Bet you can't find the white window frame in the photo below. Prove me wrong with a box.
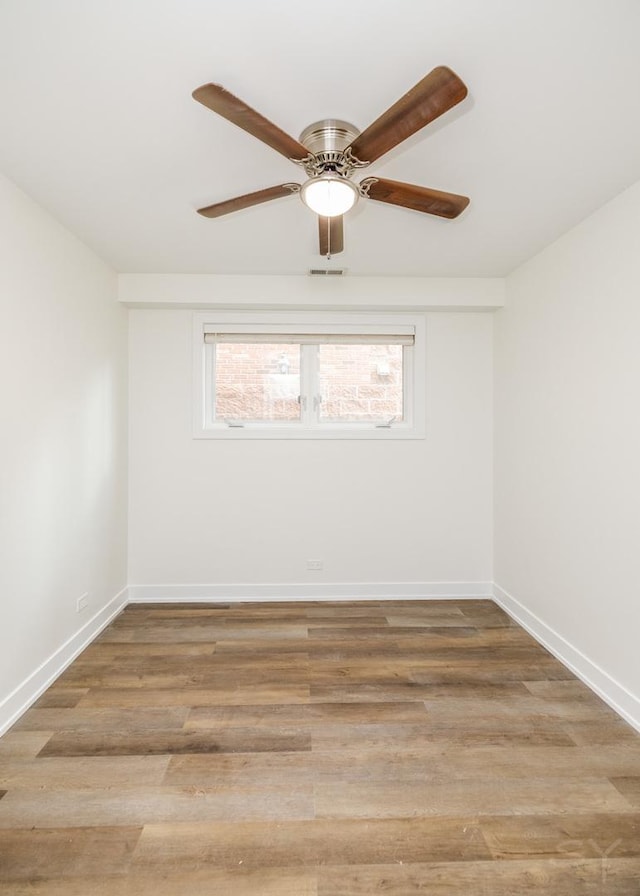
[192,311,426,440]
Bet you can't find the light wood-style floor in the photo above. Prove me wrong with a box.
[1,599,640,894]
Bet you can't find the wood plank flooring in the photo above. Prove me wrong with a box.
[2,599,640,894]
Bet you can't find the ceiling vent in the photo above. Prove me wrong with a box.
[309,268,345,276]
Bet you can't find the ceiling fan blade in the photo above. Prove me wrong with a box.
[363,177,469,219]
[347,66,467,164]
[318,215,344,256]
[197,183,300,218]
[193,83,309,161]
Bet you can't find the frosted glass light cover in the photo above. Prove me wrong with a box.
[300,176,358,217]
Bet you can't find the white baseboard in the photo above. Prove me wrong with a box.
[0,587,129,737]
[127,581,494,603]
[493,582,640,734]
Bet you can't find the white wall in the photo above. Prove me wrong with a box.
[118,273,505,310]
[0,173,128,729]
[128,307,493,595]
[494,178,640,725]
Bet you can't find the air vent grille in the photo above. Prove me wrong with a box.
[309,268,345,276]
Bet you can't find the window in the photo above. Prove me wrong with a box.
[193,312,425,439]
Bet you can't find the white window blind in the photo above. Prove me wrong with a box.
[204,332,414,345]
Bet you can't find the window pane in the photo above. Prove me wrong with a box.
[214,343,301,422]
[318,344,404,422]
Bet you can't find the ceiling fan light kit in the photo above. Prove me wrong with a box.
[192,66,469,256]
[300,174,359,217]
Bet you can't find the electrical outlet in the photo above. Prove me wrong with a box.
[306,559,323,571]
[76,592,88,613]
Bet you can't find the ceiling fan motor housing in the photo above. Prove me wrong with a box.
[298,119,366,177]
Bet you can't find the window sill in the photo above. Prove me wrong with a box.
[193,424,424,440]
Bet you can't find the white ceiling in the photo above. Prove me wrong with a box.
[1,0,639,277]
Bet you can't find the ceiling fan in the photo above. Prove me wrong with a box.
[193,66,469,257]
